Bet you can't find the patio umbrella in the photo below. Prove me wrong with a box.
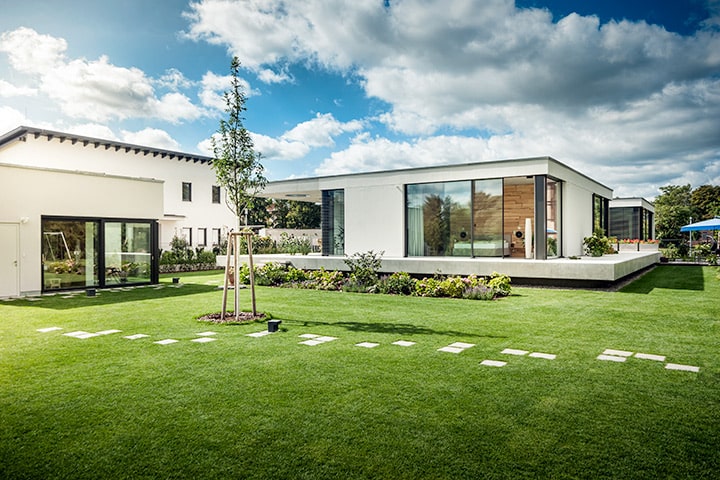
[680,217,720,232]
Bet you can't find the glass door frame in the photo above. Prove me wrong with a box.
[41,215,159,292]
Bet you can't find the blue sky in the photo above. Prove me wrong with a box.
[1,0,718,199]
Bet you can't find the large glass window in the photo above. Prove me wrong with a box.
[104,222,152,286]
[546,179,561,258]
[472,179,504,257]
[42,219,99,290]
[406,181,472,256]
[42,217,156,291]
[322,189,345,255]
[593,194,609,235]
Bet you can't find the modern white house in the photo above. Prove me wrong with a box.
[0,126,235,297]
[254,157,659,286]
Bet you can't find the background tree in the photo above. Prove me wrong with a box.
[654,184,694,241]
[211,56,267,229]
[691,185,720,220]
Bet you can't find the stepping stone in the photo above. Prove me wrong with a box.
[501,348,528,356]
[356,342,380,348]
[635,353,665,362]
[597,354,626,362]
[300,339,324,346]
[61,295,75,299]
[63,331,99,339]
[665,363,700,373]
[26,297,42,302]
[196,331,217,337]
[439,342,474,354]
[438,346,466,354]
[603,349,633,357]
[124,334,149,340]
[96,329,122,335]
[37,327,63,333]
[247,331,273,338]
[191,337,216,343]
[529,352,556,360]
[299,334,320,339]
[392,340,416,347]
[480,360,507,367]
[154,339,178,345]
[315,336,338,343]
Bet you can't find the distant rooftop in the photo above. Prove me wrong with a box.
[0,126,213,164]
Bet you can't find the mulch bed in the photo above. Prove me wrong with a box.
[197,312,267,324]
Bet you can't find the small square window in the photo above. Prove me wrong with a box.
[182,182,192,202]
[212,185,221,204]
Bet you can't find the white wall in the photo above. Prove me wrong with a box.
[344,183,405,256]
[0,163,163,295]
[0,134,235,250]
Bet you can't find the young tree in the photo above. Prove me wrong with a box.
[212,56,267,229]
[212,57,267,318]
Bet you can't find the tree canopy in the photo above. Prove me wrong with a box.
[655,184,720,240]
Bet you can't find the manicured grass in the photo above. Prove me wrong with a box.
[1,266,719,479]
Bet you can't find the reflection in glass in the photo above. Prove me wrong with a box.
[472,179,504,257]
[104,222,152,285]
[546,179,561,258]
[42,219,99,290]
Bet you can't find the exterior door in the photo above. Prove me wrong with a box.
[0,223,20,297]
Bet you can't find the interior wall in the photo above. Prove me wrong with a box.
[503,183,535,258]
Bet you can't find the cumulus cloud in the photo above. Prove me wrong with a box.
[186,0,720,197]
[0,79,36,97]
[0,27,208,123]
[121,128,181,151]
[249,112,362,160]
[0,106,27,134]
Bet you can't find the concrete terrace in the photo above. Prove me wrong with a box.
[220,251,661,288]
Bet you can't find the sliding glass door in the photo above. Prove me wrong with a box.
[42,216,157,292]
[104,221,153,285]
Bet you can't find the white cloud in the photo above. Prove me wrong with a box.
[282,113,363,148]
[0,106,27,134]
[199,70,257,111]
[252,132,310,161]
[0,79,36,97]
[121,128,181,151]
[0,28,208,123]
[0,27,66,74]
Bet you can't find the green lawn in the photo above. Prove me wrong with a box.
[1,266,719,479]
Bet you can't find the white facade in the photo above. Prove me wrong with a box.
[261,156,613,259]
[0,126,235,252]
[0,126,236,296]
[0,163,163,296]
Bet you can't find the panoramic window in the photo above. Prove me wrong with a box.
[406,181,472,256]
[593,194,609,235]
[182,182,192,202]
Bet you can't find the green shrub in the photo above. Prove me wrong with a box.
[344,250,384,288]
[277,233,312,255]
[439,276,466,298]
[306,268,346,290]
[414,277,444,297]
[583,228,614,257]
[377,272,416,295]
[462,284,496,301]
[487,272,512,297]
